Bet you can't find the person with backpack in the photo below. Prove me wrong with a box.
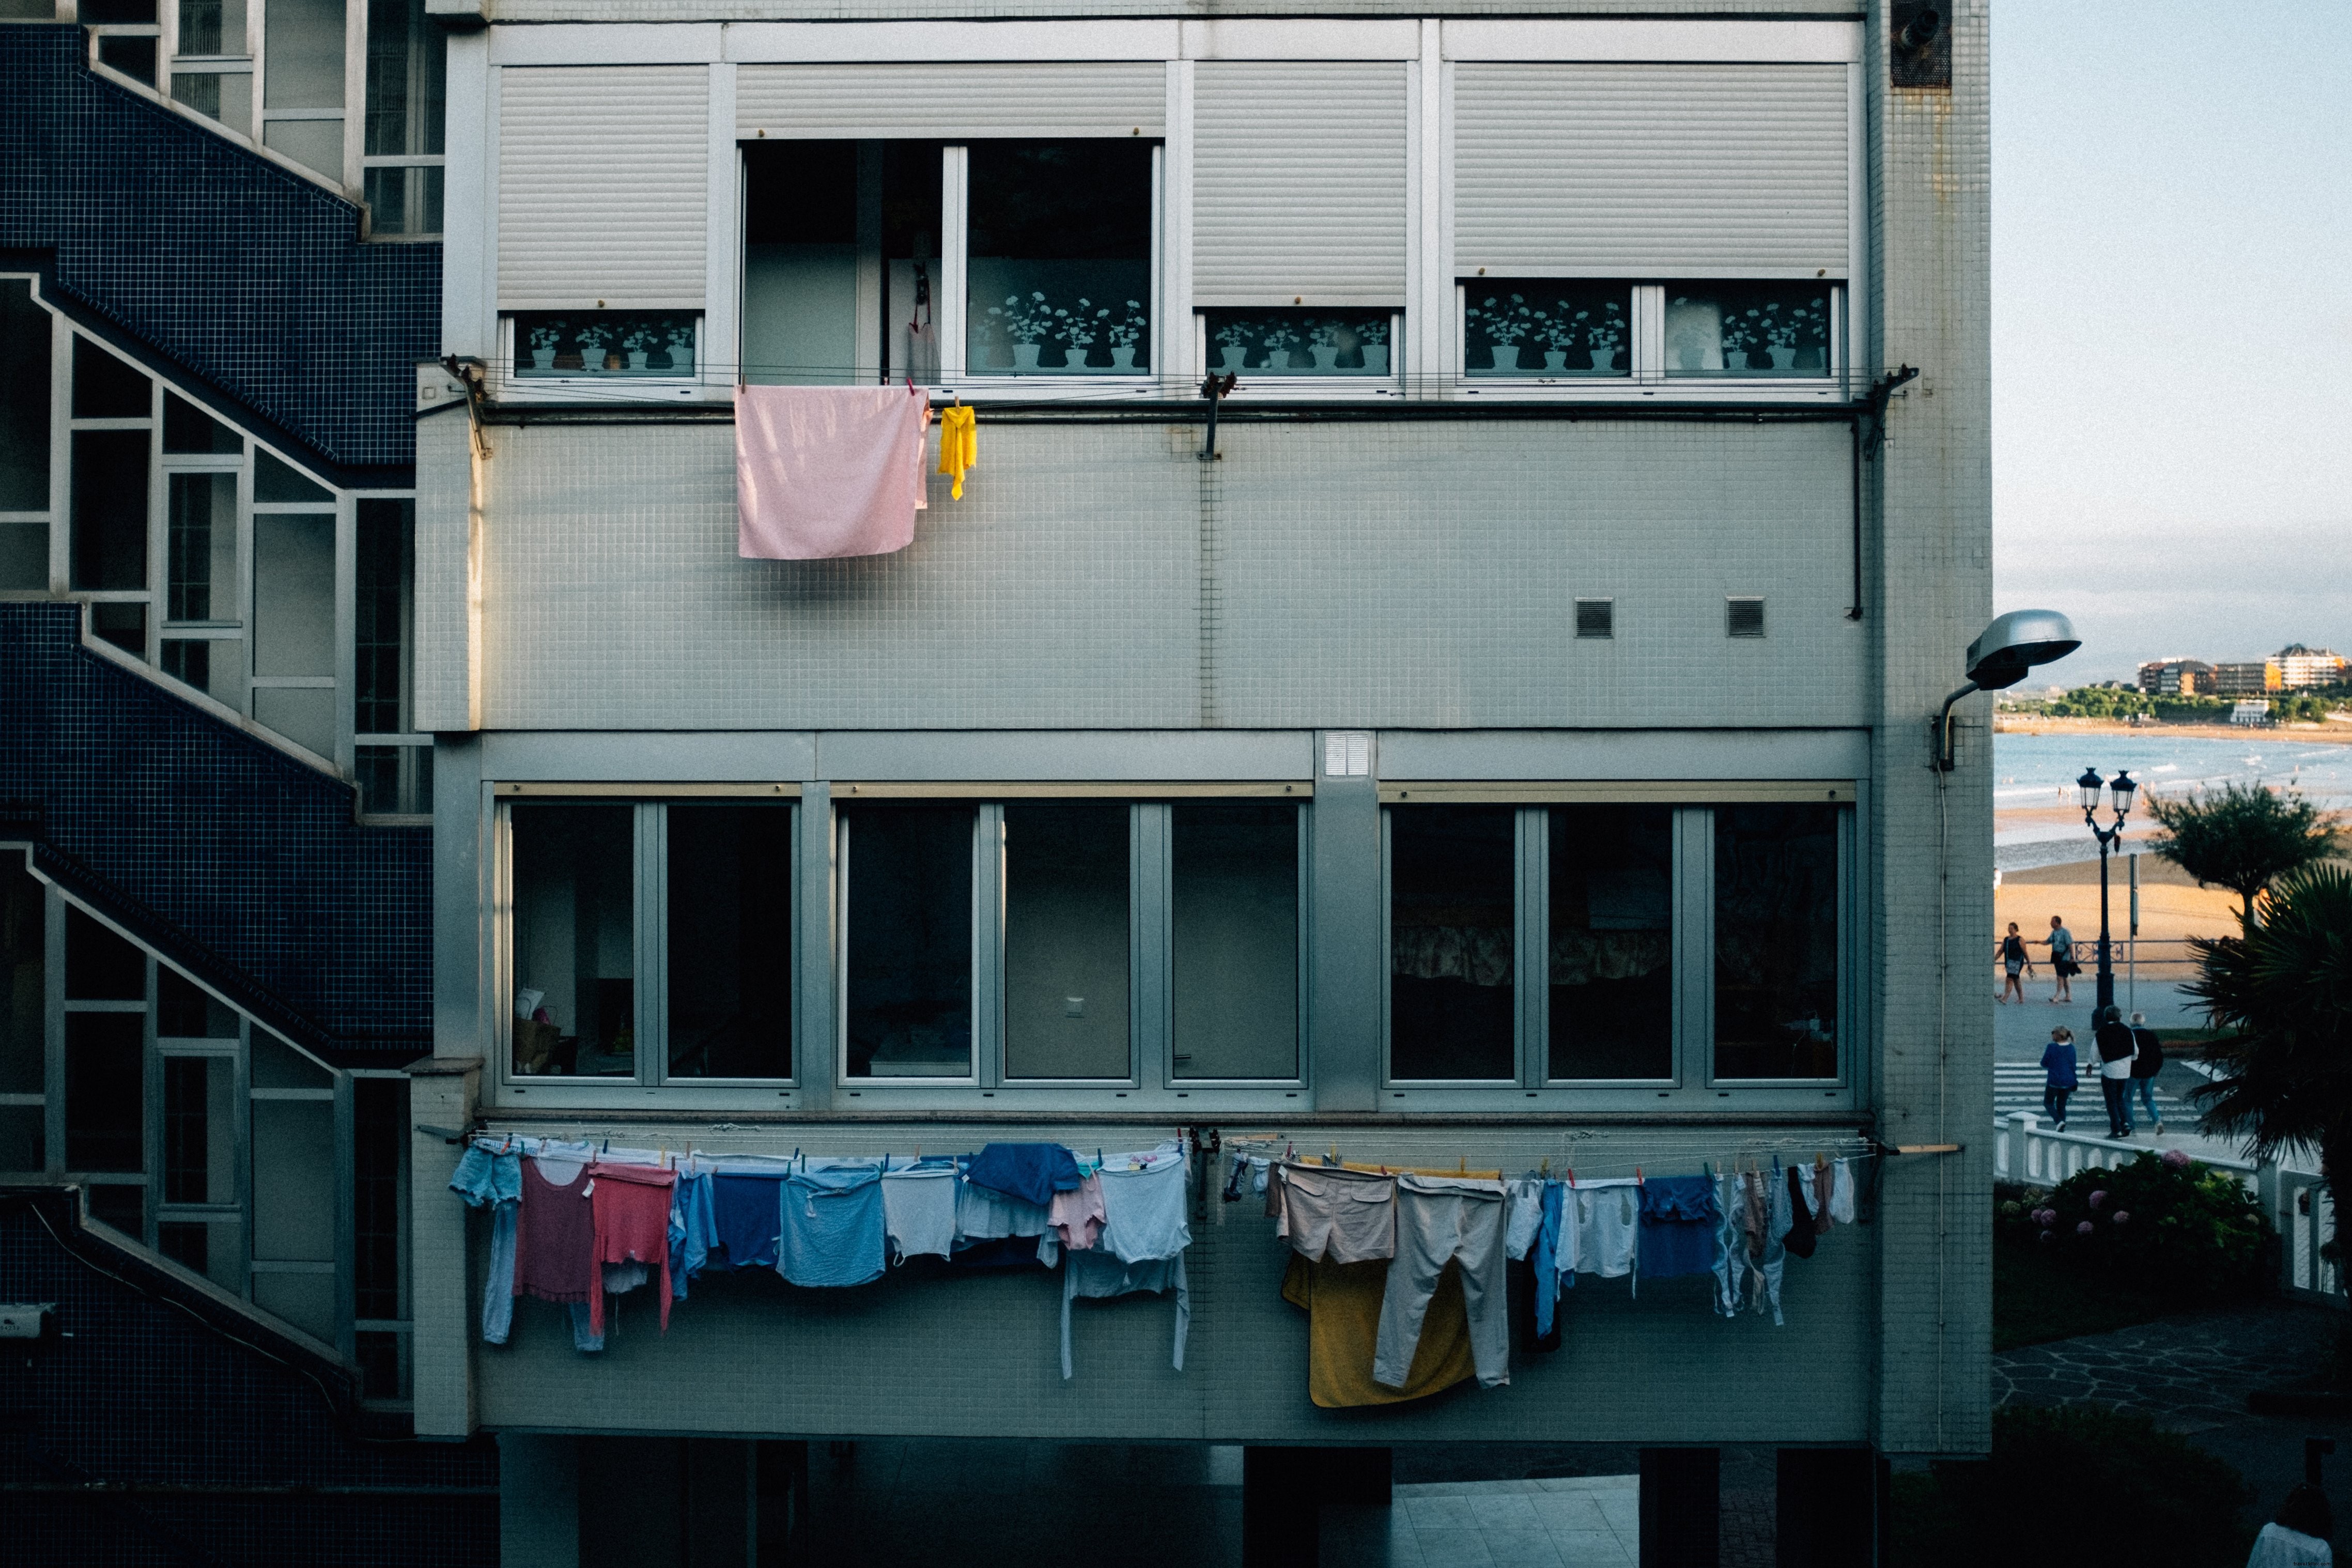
[2129,1010,2165,1136]
[2039,1026,2080,1130]
[2094,1005,2139,1139]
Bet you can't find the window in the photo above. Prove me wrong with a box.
[1713,804,1842,1081]
[1003,800,1129,1080]
[1383,799,1849,1095]
[0,863,44,1173]
[510,312,700,380]
[1463,283,1629,378]
[353,1076,408,1399]
[171,0,252,133]
[1665,283,1833,377]
[1387,805,1516,1081]
[665,805,793,1080]
[842,803,973,1080]
[740,138,1155,386]
[1548,805,1673,1080]
[509,800,798,1088]
[355,497,429,816]
[0,281,51,592]
[1201,309,1395,379]
[249,451,337,758]
[1171,801,1299,1081]
[261,0,346,179]
[361,0,444,238]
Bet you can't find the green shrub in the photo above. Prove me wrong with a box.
[1895,1406,2254,1568]
[1995,1151,2271,1301]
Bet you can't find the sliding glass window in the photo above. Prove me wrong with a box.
[1171,802,1300,1081]
[1387,805,1516,1082]
[841,804,974,1081]
[1713,803,1842,1082]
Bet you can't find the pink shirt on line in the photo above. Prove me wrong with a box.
[1048,1174,1106,1251]
[585,1162,677,1334]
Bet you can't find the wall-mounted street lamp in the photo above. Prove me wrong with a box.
[1933,609,2081,771]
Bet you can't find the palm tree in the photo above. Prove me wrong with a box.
[2189,865,2352,1187]
[2146,782,2341,926]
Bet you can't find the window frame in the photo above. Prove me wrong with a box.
[833,787,1312,1107]
[1452,282,1850,403]
[1375,784,1861,1111]
[493,314,707,403]
[491,790,807,1109]
[1192,311,1406,400]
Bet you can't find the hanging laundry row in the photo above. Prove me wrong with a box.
[450,1136,1185,1377]
[1232,1150,1865,1408]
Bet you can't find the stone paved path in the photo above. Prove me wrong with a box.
[1994,1301,2335,1432]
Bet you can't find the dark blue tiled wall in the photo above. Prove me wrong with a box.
[0,25,438,475]
[0,1194,498,1566]
[0,604,429,1059]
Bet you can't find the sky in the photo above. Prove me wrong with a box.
[1991,4,2352,686]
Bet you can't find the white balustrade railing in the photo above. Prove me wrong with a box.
[1994,1112,2344,1301]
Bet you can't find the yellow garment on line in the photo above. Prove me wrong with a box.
[936,403,976,499]
[1281,1253,1475,1408]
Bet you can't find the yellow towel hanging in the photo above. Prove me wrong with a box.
[937,403,977,500]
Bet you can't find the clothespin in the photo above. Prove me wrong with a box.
[1458,1155,1466,1175]
[601,1137,609,1155]
[1567,1167,1576,1188]
[1634,1165,1644,1184]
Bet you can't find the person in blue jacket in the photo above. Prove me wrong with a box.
[2040,1025,2080,1130]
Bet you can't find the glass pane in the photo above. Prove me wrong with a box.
[0,0,61,18]
[162,637,244,705]
[1462,281,1631,378]
[881,141,945,383]
[1547,805,1674,1080]
[1172,802,1298,1079]
[163,391,240,454]
[159,1217,243,1291]
[253,449,331,502]
[363,0,442,155]
[66,1012,144,1172]
[355,744,431,816]
[262,119,344,180]
[90,602,147,659]
[0,1106,43,1173]
[87,1182,146,1234]
[354,1077,405,1318]
[1,863,42,1093]
[355,1329,410,1401]
[363,164,442,237]
[252,1269,336,1341]
[172,70,252,131]
[73,336,151,418]
[512,312,700,379]
[355,497,412,733]
[1714,804,1841,1080]
[1664,283,1834,377]
[158,967,239,1038]
[251,1027,330,1088]
[1203,310,1394,378]
[0,280,51,511]
[97,34,159,85]
[66,905,144,1001]
[251,513,333,675]
[1389,805,1515,1081]
[252,688,334,756]
[163,1054,235,1203]
[1003,801,1129,1080]
[666,804,792,1080]
[511,803,636,1078]
[70,431,150,591]
[0,524,43,592]
[262,0,343,108]
[166,472,238,624]
[82,0,156,20]
[967,141,1152,376]
[252,1098,334,1259]
[741,141,859,386]
[843,805,971,1079]
[176,0,247,55]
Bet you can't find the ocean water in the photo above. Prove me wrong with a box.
[1993,730,2352,871]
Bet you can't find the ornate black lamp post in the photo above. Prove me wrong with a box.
[2075,766,2138,1012]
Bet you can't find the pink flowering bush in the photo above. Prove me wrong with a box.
[1997,1152,2270,1299]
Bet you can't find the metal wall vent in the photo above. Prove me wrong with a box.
[1574,598,1614,639]
[1726,597,1767,638]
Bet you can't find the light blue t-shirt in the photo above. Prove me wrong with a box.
[777,1165,887,1288]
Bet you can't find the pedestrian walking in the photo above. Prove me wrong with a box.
[2043,915,2079,1004]
[1997,922,2032,1005]
[2246,1483,2331,1566]
[2039,1026,2078,1130]
[2129,1010,2165,1136]
[2094,1004,2138,1139]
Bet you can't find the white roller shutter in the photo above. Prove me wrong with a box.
[1192,61,1409,307]
[736,63,1165,139]
[498,66,710,312]
[1453,63,1849,277]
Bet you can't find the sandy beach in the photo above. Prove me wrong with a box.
[1995,718,2352,743]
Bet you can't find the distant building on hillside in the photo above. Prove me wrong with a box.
[2276,645,2349,689]
[2232,701,2271,726]
[2210,660,2284,696]
[2138,658,2214,695]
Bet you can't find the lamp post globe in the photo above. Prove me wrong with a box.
[2076,767,2105,812]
